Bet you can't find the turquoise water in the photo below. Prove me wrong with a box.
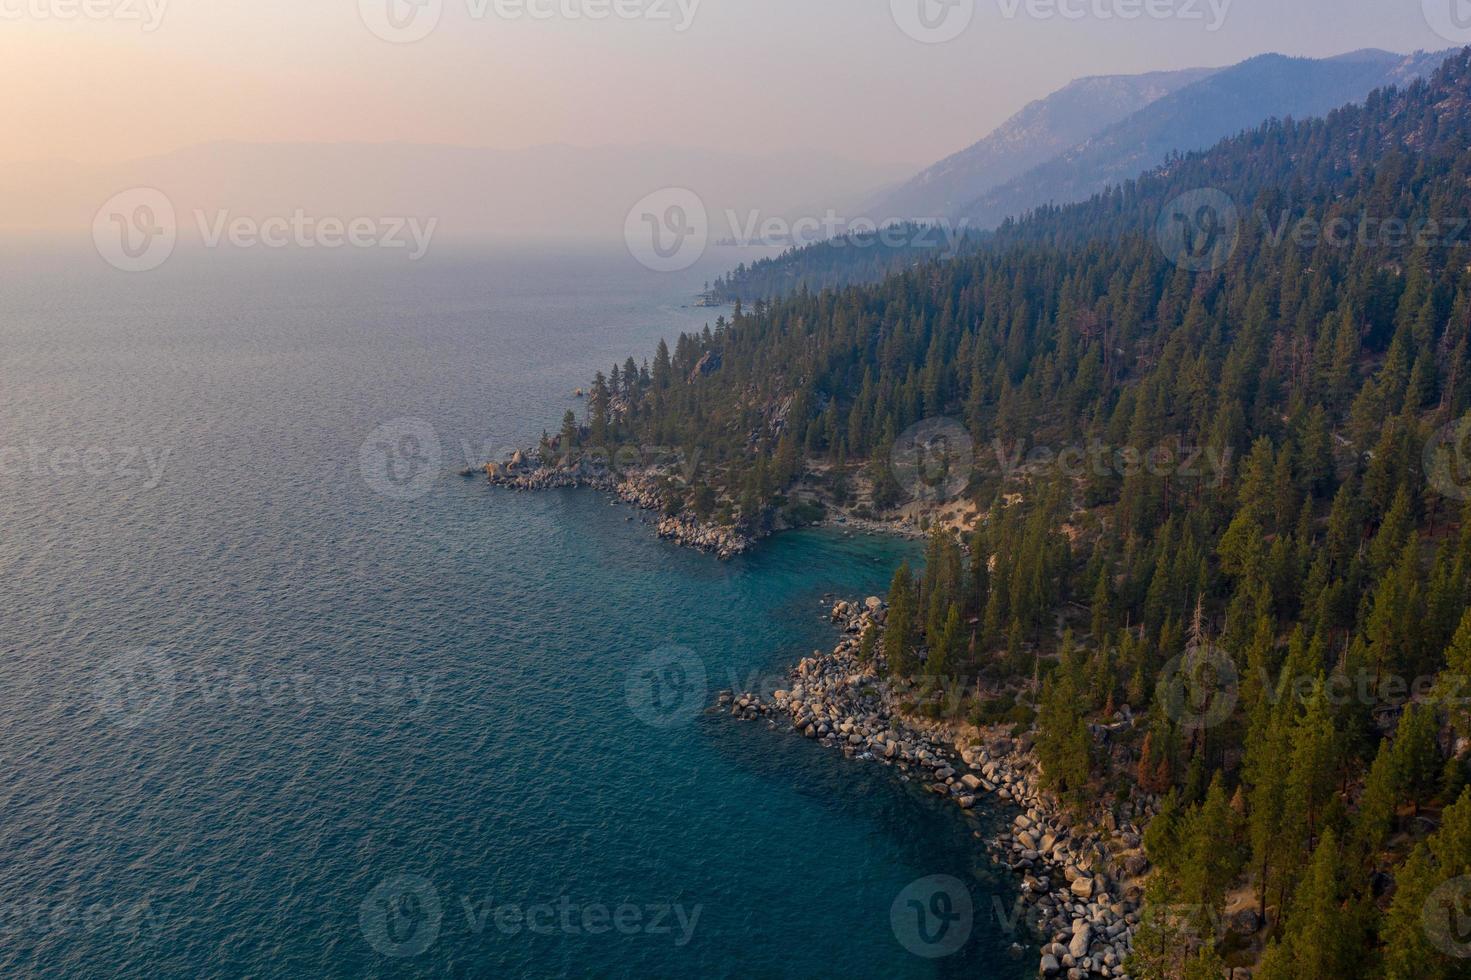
[0,244,1024,977]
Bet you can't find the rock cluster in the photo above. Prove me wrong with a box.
[716,691,772,720]
[726,598,1154,979]
[484,450,615,492]
[484,449,751,559]
[654,515,749,560]
[993,802,1148,978]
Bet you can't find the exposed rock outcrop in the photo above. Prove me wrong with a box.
[483,448,752,559]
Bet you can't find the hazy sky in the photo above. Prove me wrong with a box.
[1,0,1458,168]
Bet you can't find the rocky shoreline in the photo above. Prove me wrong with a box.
[721,598,1154,979]
[482,450,752,560]
[479,442,940,560]
[820,513,926,541]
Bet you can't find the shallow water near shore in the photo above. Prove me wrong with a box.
[0,244,1026,977]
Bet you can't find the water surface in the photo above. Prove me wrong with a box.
[0,244,1025,977]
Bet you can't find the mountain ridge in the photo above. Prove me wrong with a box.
[954,47,1454,228]
[871,66,1217,219]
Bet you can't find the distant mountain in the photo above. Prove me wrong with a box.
[708,47,1463,303]
[955,47,1453,229]
[872,67,1216,220]
[0,141,911,245]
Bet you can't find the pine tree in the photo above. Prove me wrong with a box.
[1175,774,1243,935]
[1381,843,1445,980]
[1275,829,1361,979]
[883,563,915,677]
[1245,686,1292,917]
[1037,671,1091,802]
[1392,703,1442,815]
[1126,879,1200,980]
[1381,790,1471,979]
[651,338,672,391]
[1437,608,1471,740]
[1353,737,1399,859]
[1091,564,1113,645]
[588,371,611,446]
[559,410,578,452]
[1285,681,1341,852]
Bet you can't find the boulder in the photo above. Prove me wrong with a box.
[1227,907,1261,935]
[1070,877,1095,900]
[688,349,721,381]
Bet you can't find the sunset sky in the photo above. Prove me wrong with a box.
[1,0,1456,167]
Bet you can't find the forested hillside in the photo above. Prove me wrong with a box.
[701,221,978,303]
[565,49,1471,976]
